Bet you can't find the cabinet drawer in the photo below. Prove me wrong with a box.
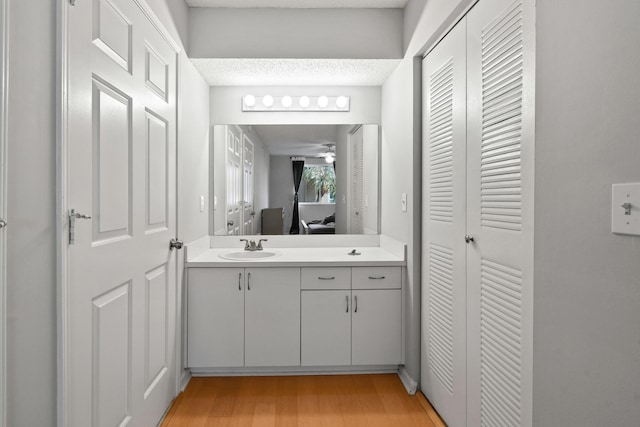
[352,267,401,289]
[301,267,351,290]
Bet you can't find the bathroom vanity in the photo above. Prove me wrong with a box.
[185,235,406,375]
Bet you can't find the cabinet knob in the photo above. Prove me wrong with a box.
[465,235,475,244]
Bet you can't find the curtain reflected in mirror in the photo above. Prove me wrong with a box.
[212,124,379,236]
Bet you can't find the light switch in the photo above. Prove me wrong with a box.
[200,196,205,212]
[401,193,408,212]
[612,183,640,236]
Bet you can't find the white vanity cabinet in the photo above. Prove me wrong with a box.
[244,267,301,366]
[187,268,244,368]
[301,268,352,366]
[351,267,402,365]
[187,267,301,368]
[300,266,402,367]
[351,289,402,365]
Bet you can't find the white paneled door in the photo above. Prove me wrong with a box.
[242,134,255,234]
[64,0,178,426]
[225,125,242,235]
[421,17,468,427]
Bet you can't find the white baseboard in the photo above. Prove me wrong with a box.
[398,366,418,395]
[190,365,399,377]
[179,370,191,392]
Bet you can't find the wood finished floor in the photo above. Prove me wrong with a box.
[160,374,445,427]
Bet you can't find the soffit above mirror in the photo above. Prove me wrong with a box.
[186,0,408,8]
[190,59,401,86]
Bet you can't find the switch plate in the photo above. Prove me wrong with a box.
[200,196,205,212]
[401,193,408,212]
[612,183,640,236]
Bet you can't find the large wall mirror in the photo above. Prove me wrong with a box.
[212,124,380,236]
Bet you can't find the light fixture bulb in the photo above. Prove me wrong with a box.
[281,96,293,108]
[262,95,274,107]
[325,154,335,163]
[336,96,348,109]
[299,96,310,108]
[244,94,256,107]
[318,96,329,108]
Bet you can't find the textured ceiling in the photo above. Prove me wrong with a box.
[252,125,339,156]
[191,58,400,86]
[185,0,408,8]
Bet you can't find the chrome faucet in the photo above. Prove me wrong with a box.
[240,239,250,250]
[240,238,268,251]
[257,239,268,250]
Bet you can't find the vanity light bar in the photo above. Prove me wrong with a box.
[242,95,350,112]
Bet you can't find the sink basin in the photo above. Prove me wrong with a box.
[218,250,281,261]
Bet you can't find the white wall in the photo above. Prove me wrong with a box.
[146,0,189,50]
[179,56,210,244]
[6,1,57,425]
[210,86,381,125]
[211,125,226,235]
[533,1,640,425]
[189,8,403,59]
[177,51,210,387]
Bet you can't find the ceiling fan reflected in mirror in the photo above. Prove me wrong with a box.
[322,144,335,163]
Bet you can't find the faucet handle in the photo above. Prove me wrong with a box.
[240,238,250,250]
[257,239,268,250]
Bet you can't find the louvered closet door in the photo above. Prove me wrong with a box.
[466,0,534,426]
[421,18,468,427]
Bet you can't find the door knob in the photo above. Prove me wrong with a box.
[0,219,6,229]
[169,238,184,250]
[465,235,475,244]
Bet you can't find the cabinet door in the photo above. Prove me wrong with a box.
[352,289,401,365]
[301,291,351,366]
[187,268,244,368]
[245,268,300,366]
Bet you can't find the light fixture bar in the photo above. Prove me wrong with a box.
[242,95,350,112]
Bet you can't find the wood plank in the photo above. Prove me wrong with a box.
[161,374,445,427]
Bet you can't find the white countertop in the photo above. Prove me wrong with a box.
[186,246,405,268]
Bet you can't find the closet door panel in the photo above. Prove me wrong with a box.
[421,18,468,427]
[466,0,535,426]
